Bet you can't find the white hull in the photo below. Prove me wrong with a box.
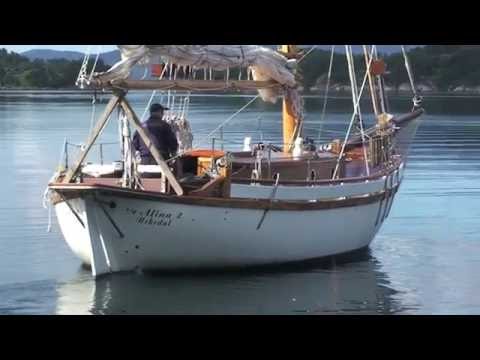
[54,166,403,277]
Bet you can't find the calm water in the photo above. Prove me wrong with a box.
[0,92,479,315]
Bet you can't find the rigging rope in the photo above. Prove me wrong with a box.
[298,45,318,63]
[88,45,103,81]
[190,45,316,149]
[75,46,91,88]
[332,45,376,179]
[401,45,423,109]
[317,45,335,141]
[401,45,418,97]
[202,96,260,143]
[88,90,97,135]
[363,45,379,116]
[86,46,102,134]
[373,46,388,114]
[140,62,169,121]
[346,45,370,176]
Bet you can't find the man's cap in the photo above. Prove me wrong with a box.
[150,103,169,113]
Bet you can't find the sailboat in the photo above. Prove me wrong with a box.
[46,45,424,277]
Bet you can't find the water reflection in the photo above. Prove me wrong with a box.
[56,250,410,315]
[1,94,479,314]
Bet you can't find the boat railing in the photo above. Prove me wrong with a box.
[59,138,119,170]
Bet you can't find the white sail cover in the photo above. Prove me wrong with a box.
[94,45,304,126]
[96,45,298,103]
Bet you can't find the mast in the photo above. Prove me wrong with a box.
[345,45,370,176]
[372,46,389,114]
[345,45,361,120]
[280,45,300,153]
[363,45,379,117]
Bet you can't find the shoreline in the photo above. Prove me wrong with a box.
[1,88,480,99]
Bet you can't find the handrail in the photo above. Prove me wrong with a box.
[62,141,120,169]
[232,157,401,187]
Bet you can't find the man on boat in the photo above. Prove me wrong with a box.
[132,103,179,165]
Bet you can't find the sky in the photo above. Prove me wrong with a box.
[0,45,117,53]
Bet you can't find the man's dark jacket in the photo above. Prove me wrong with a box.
[132,114,178,161]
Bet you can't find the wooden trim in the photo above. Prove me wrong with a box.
[49,181,396,212]
[392,108,424,126]
[50,190,82,206]
[90,79,282,92]
[188,176,226,197]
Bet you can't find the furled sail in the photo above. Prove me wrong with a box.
[95,45,298,104]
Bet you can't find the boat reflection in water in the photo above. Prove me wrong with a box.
[55,249,407,315]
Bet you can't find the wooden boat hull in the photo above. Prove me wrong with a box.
[53,167,402,277]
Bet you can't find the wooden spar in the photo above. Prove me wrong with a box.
[119,98,184,196]
[363,45,379,117]
[89,78,282,92]
[63,95,120,183]
[51,181,400,211]
[278,45,302,59]
[281,45,300,153]
[282,97,298,153]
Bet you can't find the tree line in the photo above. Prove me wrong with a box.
[1,46,479,92]
[299,45,480,93]
[0,49,109,89]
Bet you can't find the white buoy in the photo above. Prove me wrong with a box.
[293,137,303,158]
[243,137,252,152]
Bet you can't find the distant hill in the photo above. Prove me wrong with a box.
[97,50,121,65]
[21,49,158,80]
[22,49,85,61]
[22,49,121,65]
[0,48,110,88]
